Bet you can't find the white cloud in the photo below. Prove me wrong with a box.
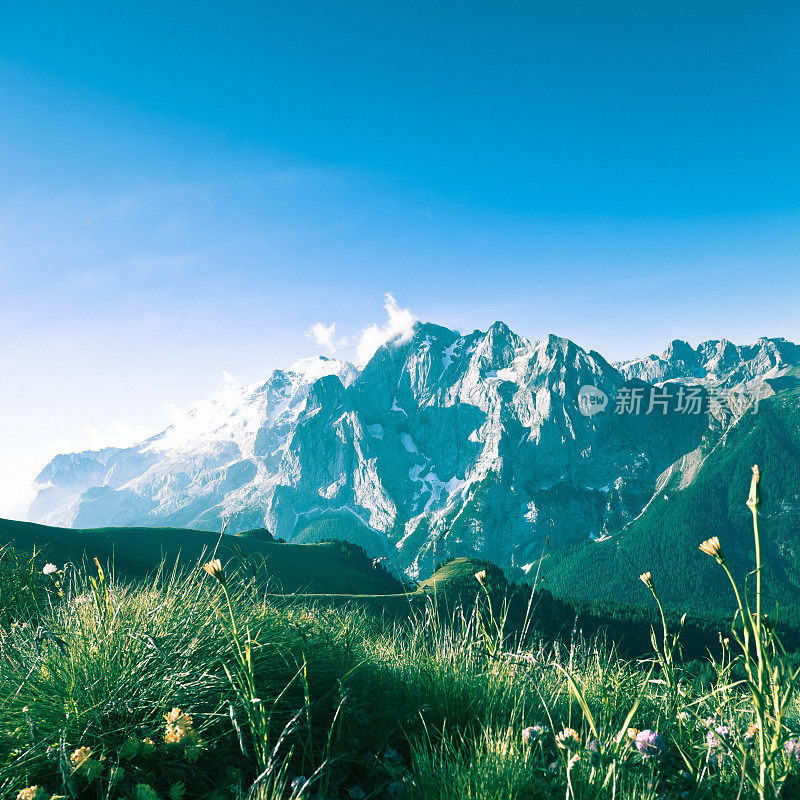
[356,293,418,364]
[49,419,159,456]
[307,321,338,353]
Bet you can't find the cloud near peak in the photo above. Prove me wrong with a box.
[306,321,343,354]
[306,293,418,365]
[355,293,417,364]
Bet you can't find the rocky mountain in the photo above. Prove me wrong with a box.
[27,324,800,582]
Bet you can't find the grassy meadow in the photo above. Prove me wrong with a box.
[2,467,800,799]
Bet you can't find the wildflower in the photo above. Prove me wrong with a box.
[555,728,580,749]
[743,723,760,749]
[69,748,103,781]
[17,787,47,800]
[202,558,225,585]
[70,747,92,768]
[698,536,725,564]
[522,724,547,744]
[627,727,639,741]
[706,725,730,749]
[42,564,58,575]
[164,708,196,745]
[785,739,800,762]
[134,784,160,800]
[474,569,487,584]
[522,726,535,744]
[639,571,654,590]
[635,729,666,758]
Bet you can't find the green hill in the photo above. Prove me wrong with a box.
[0,517,402,595]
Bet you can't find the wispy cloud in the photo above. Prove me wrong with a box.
[306,293,418,364]
[306,321,346,354]
[356,293,417,364]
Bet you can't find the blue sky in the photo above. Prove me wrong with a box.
[1,1,799,516]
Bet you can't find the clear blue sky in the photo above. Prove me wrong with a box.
[1,1,799,516]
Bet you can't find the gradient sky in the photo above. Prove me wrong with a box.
[1,1,799,517]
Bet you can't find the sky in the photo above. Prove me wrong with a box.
[1,1,799,518]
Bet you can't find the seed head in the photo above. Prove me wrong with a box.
[746,464,761,510]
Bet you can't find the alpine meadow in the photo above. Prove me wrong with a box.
[2,3,800,799]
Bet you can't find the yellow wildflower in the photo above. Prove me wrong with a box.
[69,747,102,780]
[165,708,196,745]
[202,558,225,585]
[474,570,487,584]
[639,572,654,590]
[17,787,48,800]
[698,536,725,564]
[555,727,580,749]
[70,747,92,767]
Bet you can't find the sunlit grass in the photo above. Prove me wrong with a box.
[2,467,800,799]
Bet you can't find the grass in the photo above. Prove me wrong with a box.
[3,469,800,799]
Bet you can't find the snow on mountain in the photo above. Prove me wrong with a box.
[617,337,800,388]
[26,326,800,577]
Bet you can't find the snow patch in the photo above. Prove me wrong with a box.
[367,424,384,439]
[390,398,408,418]
[442,340,459,370]
[400,433,419,454]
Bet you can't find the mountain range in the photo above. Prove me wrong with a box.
[26,322,800,604]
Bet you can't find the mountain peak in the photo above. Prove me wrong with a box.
[288,356,358,385]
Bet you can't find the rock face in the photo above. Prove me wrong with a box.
[27,325,800,578]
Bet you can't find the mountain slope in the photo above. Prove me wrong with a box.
[542,388,800,610]
[26,325,800,588]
